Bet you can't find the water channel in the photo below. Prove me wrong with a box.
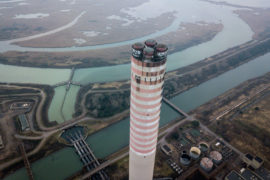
[1,0,268,179]
[5,51,270,180]
[0,0,253,123]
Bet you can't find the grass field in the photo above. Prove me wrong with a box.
[207,84,270,168]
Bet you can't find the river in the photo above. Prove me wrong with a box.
[0,0,253,123]
[49,5,254,123]
[0,0,266,179]
[5,51,270,180]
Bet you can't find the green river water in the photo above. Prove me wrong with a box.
[1,0,269,179]
[5,52,270,180]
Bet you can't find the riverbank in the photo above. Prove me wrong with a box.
[22,35,270,178]
[192,72,270,168]
[235,8,270,40]
[0,23,222,68]
[86,65,270,180]
[74,37,270,118]
[4,44,270,180]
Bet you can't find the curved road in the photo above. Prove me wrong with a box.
[8,11,86,44]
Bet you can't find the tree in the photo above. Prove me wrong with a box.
[191,120,200,128]
[254,107,260,111]
[170,132,179,140]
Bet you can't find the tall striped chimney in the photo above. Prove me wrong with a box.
[129,39,168,180]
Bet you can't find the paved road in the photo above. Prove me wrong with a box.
[7,12,86,44]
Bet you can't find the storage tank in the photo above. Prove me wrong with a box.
[144,39,157,48]
[180,153,191,166]
[200,157,213,172]
[198,142,209,153]
[209,151,222,164]
[189,147,201,159]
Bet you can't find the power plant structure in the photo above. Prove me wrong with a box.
[129,39,168,180]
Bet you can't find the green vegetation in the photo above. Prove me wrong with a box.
[154,150,176,178]
[0,88,39,94]
[73,84,93,117]
[106,156,129,180]
[85,91,130,118]
[254,106,260,111]
[191,120,200,128]
[227,40,270,67]
[170,132,179,140]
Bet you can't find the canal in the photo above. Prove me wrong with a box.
[5,51,270,180]
[1,0,267,178]
[0,0,253,123]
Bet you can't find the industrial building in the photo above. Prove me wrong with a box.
[0,135,4,149]
[225,170,245,180]
[129,39,168,180]
[242,153,264,170]
[225,169,266,180]
[241,169,263,180]
[18,114,30,131]
[10,102,32,111]
[161,144,172,156]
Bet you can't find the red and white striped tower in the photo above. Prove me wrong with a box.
[129,39,168,180]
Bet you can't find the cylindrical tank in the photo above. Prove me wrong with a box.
[198,142,209,153]
[155,44,168,60]
[144,39,157,48]
[143,47,154,60]
[131,42,144,59]
[180,154,191,166]
[200,157,213,172]
[189,147,201,159]
[209,151,222,164]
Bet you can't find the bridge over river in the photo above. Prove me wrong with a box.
[52,67,82,90]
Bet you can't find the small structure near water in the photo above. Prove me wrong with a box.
[0,135,4,149]
[18,114,30,131]
[60,126,87,145]
[60,125,108,179]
